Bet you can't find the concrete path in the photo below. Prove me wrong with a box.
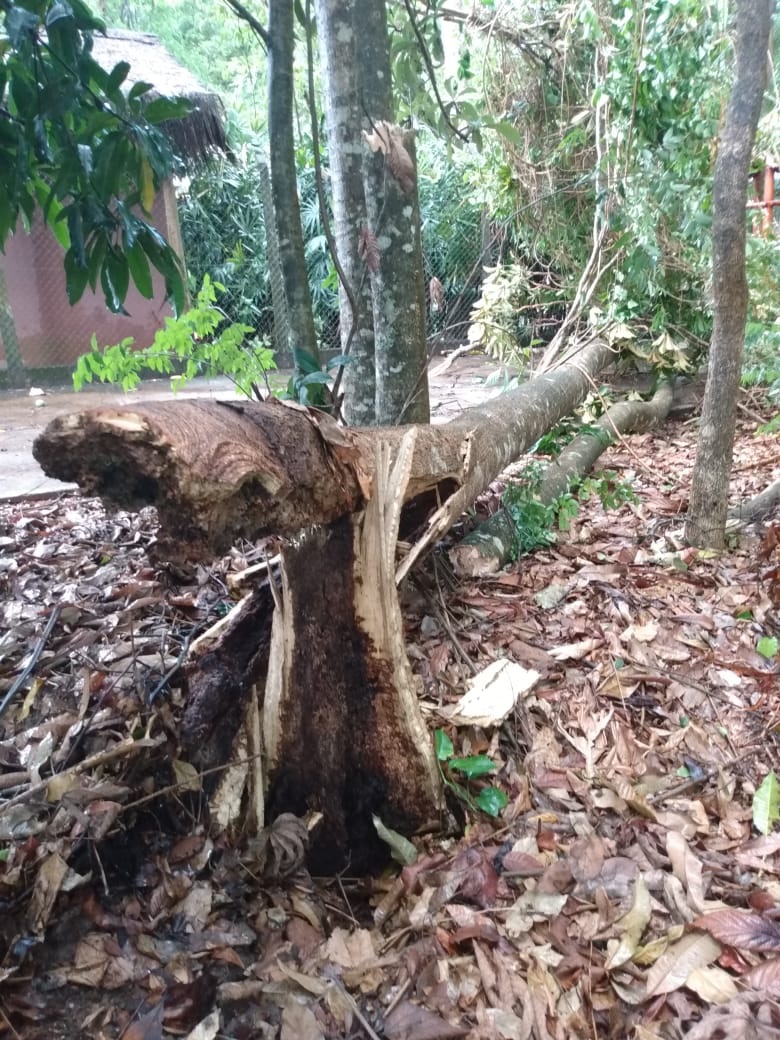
[0,357,504,501]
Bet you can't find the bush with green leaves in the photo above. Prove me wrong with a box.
[178,146,340,351]
[73,275,274,396]
[435,730,507,819]
[1,0,188,314]
[501,458,638,560]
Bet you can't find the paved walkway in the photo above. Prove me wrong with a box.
[0,356,504,501]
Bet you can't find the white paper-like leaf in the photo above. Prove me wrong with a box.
[442,658,540,727]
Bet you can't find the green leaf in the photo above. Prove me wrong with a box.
[448,755,497,779]
[475,786,508,818]
[64,249,90,305]
[128,81,154,101]
[753,772,780,836]
[434,729,454,761]
[106,61,131,95]
[6,8,40,48]
[100,256,128,314]
[326,354,353,370]
[127,242,154,299]
[756,636,778,660]
[489,119,524,149]
[301,371,331,386]
[144,96,192,124]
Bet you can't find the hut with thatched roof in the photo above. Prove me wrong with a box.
[0,29,229,384]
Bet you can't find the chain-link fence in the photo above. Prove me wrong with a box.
[0,164,495,388]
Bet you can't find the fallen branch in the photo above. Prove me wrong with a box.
[450,380,674,577]
[728,478,780,524]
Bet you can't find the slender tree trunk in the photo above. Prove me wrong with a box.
[258,160,291,362]
[268,0,320,371]
[314,0,377,424]
[685,0,773,548]
[0,266,27,389]
[361,0,430,425]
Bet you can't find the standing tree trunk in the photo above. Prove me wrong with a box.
[314,0,377,425]
[258,160,291,362]
[361,0,430,426]
[268,0,321,372]
[685,0,773,548]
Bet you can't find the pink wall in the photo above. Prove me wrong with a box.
[0,189,175,372]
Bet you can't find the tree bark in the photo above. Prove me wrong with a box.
[685,0,773,549]
[361,0,430,426]
[268,0,321,372]
[258,160,291,362]
[33,340,611,870]
[314,0,377,425]
[450,380,674,577]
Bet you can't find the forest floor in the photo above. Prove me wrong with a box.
[0,372,778,1040]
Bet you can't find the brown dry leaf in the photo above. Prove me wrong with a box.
[644,932,721,997]
[280,1001,324,1040]
[122,1002,164,1040]
[605,875,652,970]
[684,993,775,1039]
[666,831,709,915]
[692,908,780,953]
[358,225,380,272]
[685,964,739,1005]
[27,851,68,933]
[742,955,780,996]
[362,121,416,192]
[477,1006,529,1040]
[323,926,376,969]
[384,1000,469,1040]
[244,812,309,879]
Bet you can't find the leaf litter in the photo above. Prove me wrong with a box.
[0,393,778,1038]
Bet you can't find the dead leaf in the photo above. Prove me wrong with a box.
[441,658,540,727]
[362,121,416,192]
[122,1002,164,1040]
[644,932,721,997]
[742,955,780,996]
[686,964,739,1004]
[606,875,652,970]
[692,908,780,953]
[27,851,68,933]
[324,927,376,969]
[280,1001,324,1040]
[384,1000,469,1039]
[358,226,380,272]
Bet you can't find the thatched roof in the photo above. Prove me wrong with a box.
[90,29,229,164]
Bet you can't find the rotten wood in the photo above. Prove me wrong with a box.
[33,341,613,870]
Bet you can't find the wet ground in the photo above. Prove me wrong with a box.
[0,355,507,500]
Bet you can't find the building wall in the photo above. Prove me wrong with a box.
[0,186,177,374]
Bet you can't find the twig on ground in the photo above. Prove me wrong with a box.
[0,735,166,816]
[0,606,61,723]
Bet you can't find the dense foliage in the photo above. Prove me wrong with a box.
[1,0,188,312]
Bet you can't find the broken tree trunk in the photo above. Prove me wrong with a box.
[450,380,674,577]
[33,340,611,871]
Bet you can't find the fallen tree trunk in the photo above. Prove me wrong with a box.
[33,340,612,871]
[450,380,674,577]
